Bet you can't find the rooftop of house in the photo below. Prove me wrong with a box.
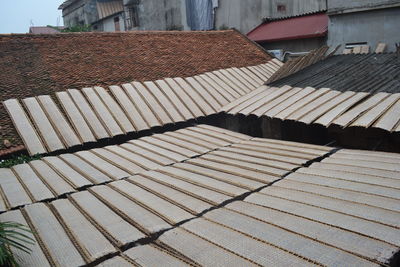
[220,47,400,144]
[0,30,399,266]
[0,124,398,266]
[248,12,328,43]
[270,52,400,93]
[0,30,271,156]
[28,26,64,34]
[58,0,79,10]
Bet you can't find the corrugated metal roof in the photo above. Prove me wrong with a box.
[247,13,328,43]
[96,0,124,20]
[262,9,327,21]
[267,45,330,83]
[58,0,79,10]
[270,53,400,94]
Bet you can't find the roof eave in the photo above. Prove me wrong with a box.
[252,31,328,44]
[328,2,400,15]
[58,0,80,10]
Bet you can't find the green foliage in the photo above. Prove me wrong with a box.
[0,154,42,168]
[218,24,230,30]
[46,25,62,32]
[61,25,92,32]
[0,222,34,267]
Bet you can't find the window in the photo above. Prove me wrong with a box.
[345,42,368,54]
[345,42,368,49]
[277,4,286,12]
[127,5,139,29]
[114,16,120,31]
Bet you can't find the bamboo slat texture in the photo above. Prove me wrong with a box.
[3,62,279,155]
[0,125,338,266]
[0,125,252,210]
[222,85,400,132]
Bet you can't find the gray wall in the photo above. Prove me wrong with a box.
[262,37,327,53]
[62,0,99,27]
[63,0,189,31]
[215,0,327,33]
[101,13,125,32]
[328,0,400,14]
[126,0,189,31]
[328,7,400,52]
[63,0,327,33]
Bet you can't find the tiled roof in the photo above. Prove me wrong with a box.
[1,125,399,266]
[0,30,271,155]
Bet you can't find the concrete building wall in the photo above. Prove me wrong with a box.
[126,0,189,31]
[262,37,327,54]
[101,13,125,32]
[62,0,99,27]
[328,0,400,14]
[62,0,86,27]
[215,0,327,33]
[328,7,400,52]
[62,0,327,33]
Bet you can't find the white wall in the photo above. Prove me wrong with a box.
[102,14,125,32]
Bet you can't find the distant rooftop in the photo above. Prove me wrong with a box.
[29,26,64,34]
[248,12,328,43]
[0,30,271,155]
[271,53,400,94]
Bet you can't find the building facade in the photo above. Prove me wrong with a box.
[59,0,400,54]
[59,0,192,32]
[59,0,327,33]
[327,0,400,52]
[215,0,327,33]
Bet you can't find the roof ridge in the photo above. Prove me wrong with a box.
[262,10,327,22]
[0,29,237,39]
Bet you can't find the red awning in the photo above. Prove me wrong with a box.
[247,13,328,43]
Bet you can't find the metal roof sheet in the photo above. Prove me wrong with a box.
[96,0,124,20]
[270,53,400,94]
[247,13,328,43]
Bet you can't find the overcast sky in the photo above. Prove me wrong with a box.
[0,0,65,34]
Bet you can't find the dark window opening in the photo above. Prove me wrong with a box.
[114,16,120,31]
[277,4,286,12]
[127,5,139,29]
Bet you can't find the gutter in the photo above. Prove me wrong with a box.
[328,2,400,15]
